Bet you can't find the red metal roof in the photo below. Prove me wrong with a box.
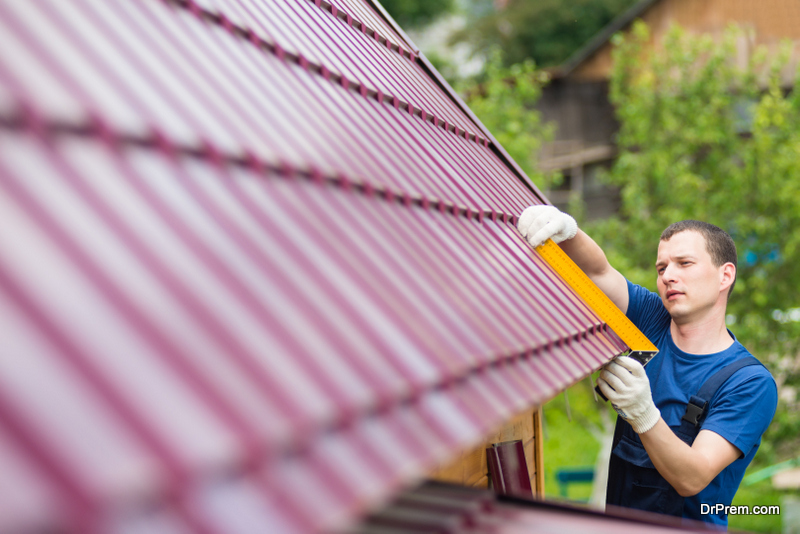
[355,481,715,533]
[0,1,628,532]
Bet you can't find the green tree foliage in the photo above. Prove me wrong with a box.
[459,52,558,188]
[450,0,638,67]
[586,22,800,463]
[378,0,454,29]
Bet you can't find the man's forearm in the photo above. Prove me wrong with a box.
[600,359,742,498]
[557,230,611,278]
[639,420,737,497]
[517,207,628,312]
[558,230,629,313]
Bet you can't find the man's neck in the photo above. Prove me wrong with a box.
[670,311,734,355]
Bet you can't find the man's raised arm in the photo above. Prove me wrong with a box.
[517,205,629,314]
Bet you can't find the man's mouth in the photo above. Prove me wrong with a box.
[666,290,683,300]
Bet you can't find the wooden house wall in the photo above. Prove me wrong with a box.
[572,0,800,81]
[429,407,545,496]
[538,80,617,149]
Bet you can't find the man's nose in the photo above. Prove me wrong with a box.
[661,264,678,283]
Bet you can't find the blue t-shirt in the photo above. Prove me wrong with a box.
[626,280,777,527]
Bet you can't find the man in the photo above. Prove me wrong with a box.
[517,205,777,528]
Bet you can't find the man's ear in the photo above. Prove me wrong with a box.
[720,262,736,293]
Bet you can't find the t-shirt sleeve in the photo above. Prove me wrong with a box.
[701,368,778,457]
[625,279,671,342]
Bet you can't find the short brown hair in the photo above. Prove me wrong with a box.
[660,220,738,298]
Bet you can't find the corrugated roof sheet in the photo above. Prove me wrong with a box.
[351,481,715,533]
[0,0,628,532]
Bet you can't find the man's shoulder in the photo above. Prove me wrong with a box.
[726,350,776,389]
[625,279,671,340]
[711,343,777,412]
[726,341,773,376]
[703,346,778,455]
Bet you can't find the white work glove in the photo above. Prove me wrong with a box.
[597,356,661,434]
[516,205,578,248]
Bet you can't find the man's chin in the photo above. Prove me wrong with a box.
[664,302,688,319]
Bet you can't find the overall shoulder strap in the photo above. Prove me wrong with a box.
[681,356,762,428]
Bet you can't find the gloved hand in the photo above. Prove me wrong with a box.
[517,205,578,248]
[597,356,661,434]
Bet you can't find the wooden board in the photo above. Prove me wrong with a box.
[427,406,544,496]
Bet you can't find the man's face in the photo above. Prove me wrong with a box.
[655,230,727,324]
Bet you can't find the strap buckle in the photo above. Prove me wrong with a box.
[681,395,708,427]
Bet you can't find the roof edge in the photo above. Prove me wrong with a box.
[555,0,660,79]
[362,0,421,54]
[364,0,550,205]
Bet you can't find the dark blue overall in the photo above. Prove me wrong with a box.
[605,356,762,516]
